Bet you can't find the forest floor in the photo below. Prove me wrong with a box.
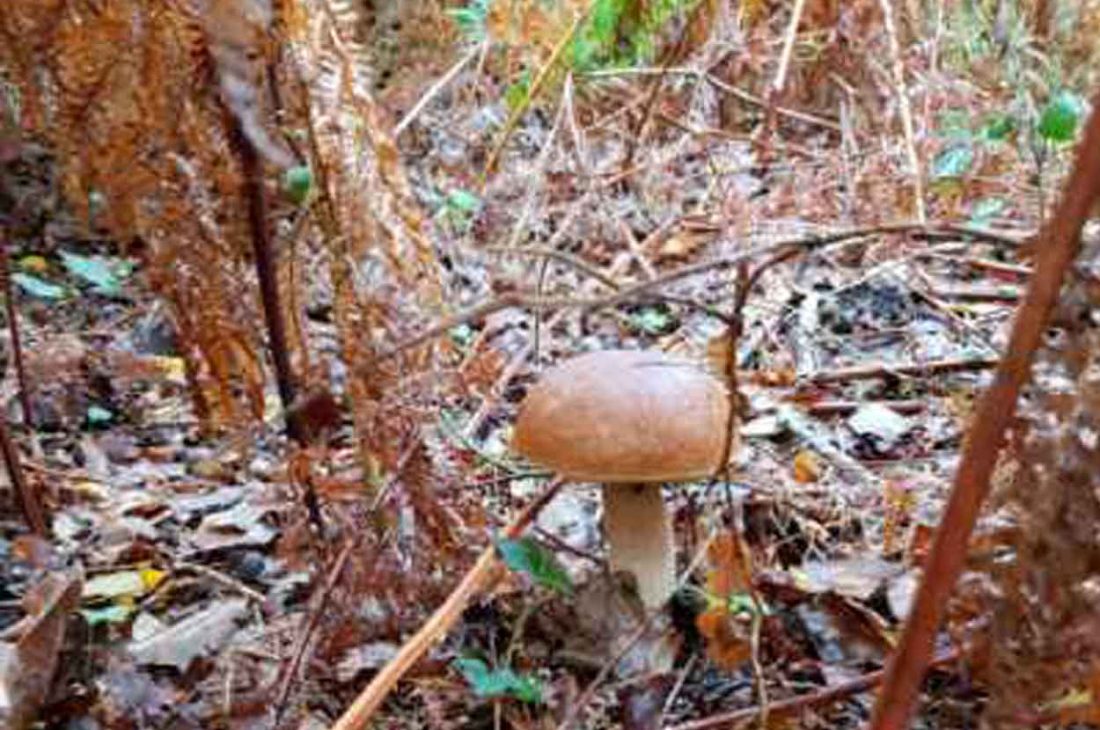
[1,6,1096,730]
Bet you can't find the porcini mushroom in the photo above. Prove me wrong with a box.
[513,349,734,609]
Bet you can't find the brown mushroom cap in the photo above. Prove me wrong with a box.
[513,349,732,482]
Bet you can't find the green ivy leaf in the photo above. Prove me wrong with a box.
[1038,91,1085,144]
[979,113,1016,142]
[495,536,573,595]
[630,306,676,335]
[447,0,490,39]
[59,250,129,296]
[446,189,481,214]
[931,143,973,179]
[282,165,313,205]
[454,657,543,704]
[12,272,67,300]
[86,405,114,425]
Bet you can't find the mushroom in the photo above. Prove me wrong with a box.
[513,349,734,609]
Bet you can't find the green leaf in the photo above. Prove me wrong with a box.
[12,272,67,300]
[979,113,1016,142]
[59,250,128,295]
[449,323,476,348]
[969,197,1006,225]
[630,306,676,335]
[86,405,114,425]
[446,189,481,214]
[447,0,489,39]
[495,536,573,595]
[1038,91,1085,143]
[504,73,532,113]
[931,143,973,179]
[454,657,543,704]
[282,165,313,205]
[80,604,135,626]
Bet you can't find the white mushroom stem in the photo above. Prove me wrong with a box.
[601,483,676,609]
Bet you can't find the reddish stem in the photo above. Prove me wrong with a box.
[870,91,1100,730]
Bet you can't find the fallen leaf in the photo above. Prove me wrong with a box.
[793,450,821,483]
[799,556,904,601]
[696,531,757,669]
[0,572,82,729]
[128,599,248,671]
[83,571,147,601]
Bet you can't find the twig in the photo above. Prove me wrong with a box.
[772,0,807,94]
[583,67,841,131]
[923,253,1032,278]
[483,11,585,177]
[226,106,324,533]
[878,0,926,222]
[870,92,1100,730]
[483,245,621,289]
[0,407,44,534]
[768,398,925,417]
[174,561,267,604]
[660,654,697,718]
[0,230,31,426]
[394,41,483,137]
[556,611,662,730]
[615,218,658,281]
[366,223,1014,369]
[667,652,958,730]
[274,540,354,726]
[328,479,564,730]
[802,356,999,385]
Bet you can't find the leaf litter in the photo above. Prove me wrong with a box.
[0,3,1097,729]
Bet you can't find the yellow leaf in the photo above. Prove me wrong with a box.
[150,356,187,385]
[18,255,49,273]
[793,450,821,483]
[140,567,167,592]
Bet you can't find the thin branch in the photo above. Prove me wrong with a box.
[772,0,807,94]
[363,222,1023,370]
[483,10,586,177]
[879,0,926,222]
[394,41,484,137]
[584,67,842,131]
[274,540,354,725]
[0,410,44,535]
[0,229,31,426]
[668,652,958,730]
[802,356,1000,385]
[483,245,621,289]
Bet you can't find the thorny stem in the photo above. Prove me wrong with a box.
[225,111,325,534]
